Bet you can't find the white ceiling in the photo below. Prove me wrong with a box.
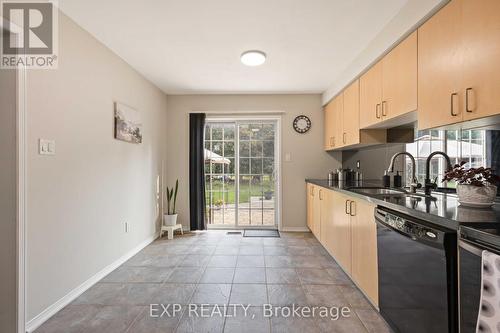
[59,0,440,95]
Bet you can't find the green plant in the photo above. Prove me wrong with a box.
[166,179,179,215]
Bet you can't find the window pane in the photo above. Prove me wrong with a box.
[224,142,235,157]
[239,125,250,140]
[211,141,223,155]
[249,124,263,140]
[263,141,274,157]
[212,127,223,140]
[251,158,263,174]
[239,158,250,174]
[224,159,235,174]
[239,141,250,157]
[251,141,263,157]
[224,125,235,140]
[262,124,275,140]
[263,158,274,174]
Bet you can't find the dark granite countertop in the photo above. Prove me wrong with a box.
[306,179,500,232]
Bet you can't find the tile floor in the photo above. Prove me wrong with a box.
[35,231,392,333]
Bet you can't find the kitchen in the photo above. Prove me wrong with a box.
[307,0,500,332]
[4,0,500,332]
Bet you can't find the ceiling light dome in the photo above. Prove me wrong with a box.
[240,50,266,66]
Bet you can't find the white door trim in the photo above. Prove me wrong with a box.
[2,26,28,333]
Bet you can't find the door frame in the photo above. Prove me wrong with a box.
[1,21,28,333]
[205,115,282,231]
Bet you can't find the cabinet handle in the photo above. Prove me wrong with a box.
[345,200,351,215]
[466,88,473,113]
[450,92,458,116]
[332,136,335,147]
[376,104,381,119]
[349,201,356,216]
[319,189,323,200]
[382,101,387,117]
[343,132,346,144]
[311,187,314,197]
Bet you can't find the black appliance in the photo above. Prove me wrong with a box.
[375,207,458,333]
[459,225,500,333]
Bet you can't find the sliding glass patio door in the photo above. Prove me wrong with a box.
[204,119,278,229]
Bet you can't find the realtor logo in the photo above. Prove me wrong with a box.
[1,0,58,69]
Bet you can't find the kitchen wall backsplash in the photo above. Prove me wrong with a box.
[342,144,406,181]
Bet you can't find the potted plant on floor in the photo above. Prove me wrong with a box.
[442,161,500,207]
[164,179,179,226]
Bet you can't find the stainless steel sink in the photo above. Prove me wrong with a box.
[348,187,406,195]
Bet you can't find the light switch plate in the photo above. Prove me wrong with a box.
[39,139,55,155]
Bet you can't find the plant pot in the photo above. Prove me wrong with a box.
[456,184,497,207]
[264,191,274,200]
[164,214,178,226]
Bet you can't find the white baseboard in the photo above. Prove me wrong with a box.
[280,226,310,232]
[25,233,159,333]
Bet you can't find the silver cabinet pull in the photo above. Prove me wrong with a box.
[376,104,381,119]
[319,189,323,200]
[466,88,473,113]
[382,101,387,117]
[349,201,356,216]
[345,200,351,215]
[450,93,458,116]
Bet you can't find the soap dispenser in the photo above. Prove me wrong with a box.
[382,170,390,188]
[394,171,402,188]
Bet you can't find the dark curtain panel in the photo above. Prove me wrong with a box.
[189,113,206,230]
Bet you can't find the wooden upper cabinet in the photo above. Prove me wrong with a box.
[360,62,383,129]
[324,102,335,150]
[461,0,500,121]
[418,0,463,129]
[343,80,360,146]
[360,31,417,129]
[382,31,417,120]
[334,94,344,148]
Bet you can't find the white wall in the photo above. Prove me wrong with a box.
[0,53,18,333]
[26,14,167,321]
[166,94,341,231]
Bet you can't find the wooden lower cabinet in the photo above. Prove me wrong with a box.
[308,185,379,306]
[306,183,314,231]
[351,199,379,306]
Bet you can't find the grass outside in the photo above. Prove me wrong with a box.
[206,180,274,204]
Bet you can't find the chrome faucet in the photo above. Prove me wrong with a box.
[387,152,420,193]
[424,151,452,196]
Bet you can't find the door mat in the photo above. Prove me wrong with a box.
[226,231,242,235]
[243,229,280,238]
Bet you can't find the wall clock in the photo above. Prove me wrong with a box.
[293,115,311,134]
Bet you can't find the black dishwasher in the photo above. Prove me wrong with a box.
[375,207,458,333]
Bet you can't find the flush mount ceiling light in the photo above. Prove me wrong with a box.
[240,50,266,66]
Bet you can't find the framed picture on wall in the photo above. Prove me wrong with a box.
[114,102,142,144]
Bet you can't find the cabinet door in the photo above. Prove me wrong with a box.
[324,102,335,150]
[343,80,360,146]
[320,189,334,246]
[360,62,382,129]
[334,94,344,148]
[351,199,378,306]
[461,0,500,121]
[382,31,417,120]
[306,184,313,231]
[418,0,463,130]
[312,187,322,239]
[330,192,352,274]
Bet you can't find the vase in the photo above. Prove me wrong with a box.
[456,184,497,207]
[164,214,178,226]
